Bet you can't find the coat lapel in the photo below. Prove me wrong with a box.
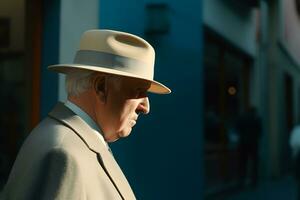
[48,103,136,200]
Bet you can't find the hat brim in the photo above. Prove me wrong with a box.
[48,64,171,94]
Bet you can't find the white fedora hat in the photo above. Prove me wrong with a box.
[48,29,171,94]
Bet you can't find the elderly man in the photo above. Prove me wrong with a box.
[1,30,170,200]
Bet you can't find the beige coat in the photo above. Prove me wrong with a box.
[1,103,136,200]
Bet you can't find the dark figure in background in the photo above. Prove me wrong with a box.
[204,107,221,143]
[235,106,262,188]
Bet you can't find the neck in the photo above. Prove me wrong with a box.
[68,90,110,140]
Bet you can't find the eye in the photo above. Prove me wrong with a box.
[134,88,148,98]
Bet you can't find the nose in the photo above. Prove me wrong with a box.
[137,97,150,115]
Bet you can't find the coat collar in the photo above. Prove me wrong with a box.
[48,102,136,200]
[48,102,103,154]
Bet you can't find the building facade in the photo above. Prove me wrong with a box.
[202,0,300,197]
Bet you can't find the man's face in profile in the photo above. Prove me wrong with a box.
[98,77,151,142]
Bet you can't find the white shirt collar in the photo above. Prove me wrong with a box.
[64,100,108,147]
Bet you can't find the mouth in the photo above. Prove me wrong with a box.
[130,115,139,127]
[130,119,137,127]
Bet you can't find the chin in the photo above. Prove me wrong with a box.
[118,129,132,138]
[106,128,132,142]
[105,136,118,143]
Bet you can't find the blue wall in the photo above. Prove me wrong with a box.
[100,1,204,199]
[40,0,60,118]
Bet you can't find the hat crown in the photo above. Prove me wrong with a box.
[79,30,155,66]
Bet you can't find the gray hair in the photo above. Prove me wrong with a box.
[65,69,122,97]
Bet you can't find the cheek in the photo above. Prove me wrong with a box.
[119,102,138,120]
[125,101,139,114]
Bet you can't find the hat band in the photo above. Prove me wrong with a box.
[73,50,152,79]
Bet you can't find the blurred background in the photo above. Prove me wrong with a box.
[0,0,300,199]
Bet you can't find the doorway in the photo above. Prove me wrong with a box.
[203,26,253,195]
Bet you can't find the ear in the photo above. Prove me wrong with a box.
[93,75,107,103]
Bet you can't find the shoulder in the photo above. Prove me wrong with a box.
[29,116,83,147]
[19,116,91,165]
[42,147,79,172]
